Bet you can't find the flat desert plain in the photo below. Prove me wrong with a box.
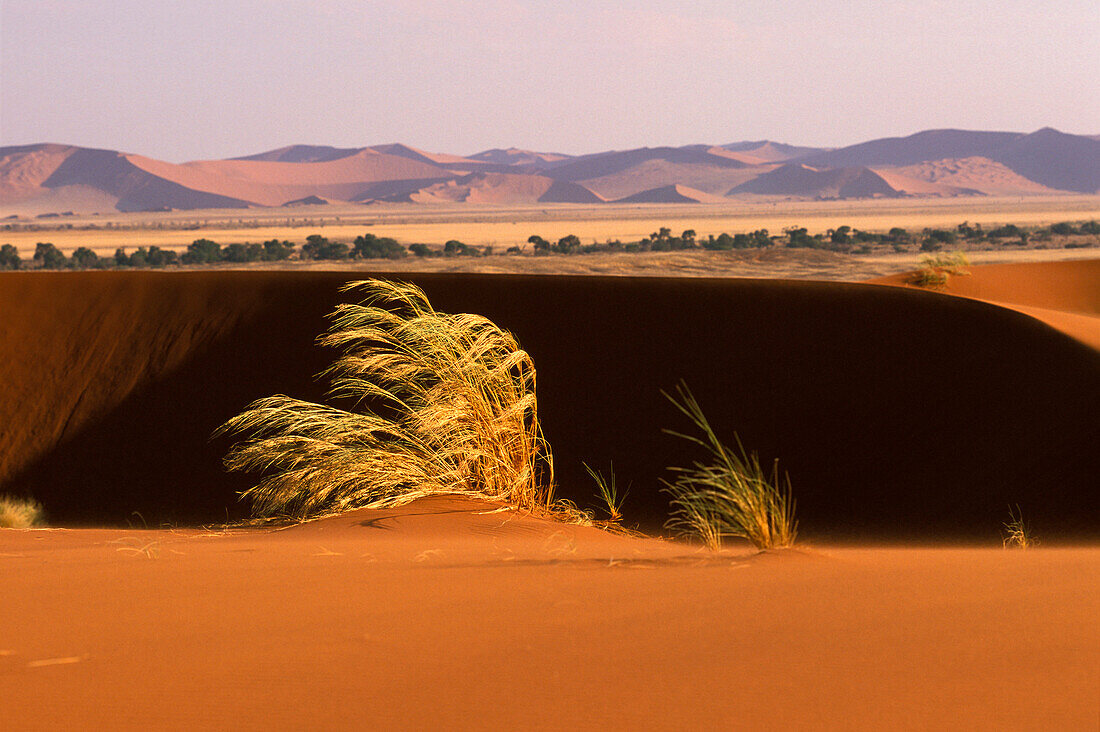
[1,257,1098,729]
[5,194,1100,255]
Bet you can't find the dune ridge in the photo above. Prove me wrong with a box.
[0,267,1095,538]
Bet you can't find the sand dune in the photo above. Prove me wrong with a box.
[729,163,900,199]
[874,156,1051,196]
[871,259,1100,350]
[2,495,1095,729]
[719,140,829,164]
[1,270,1095,538]
[3,130,1093,213]
[468,147,572,168]
[378,172,602,204]
[615,184,728,203]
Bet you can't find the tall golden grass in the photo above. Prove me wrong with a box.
[216,279,559,519]
[661,383,797,550]
[0,495,45,528]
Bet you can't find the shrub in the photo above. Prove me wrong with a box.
[33,242,67,269]
[0,495,45,528]
[263,239,295,261]
[0,243,22,270]
[1080,220,1100,235]
[911,251,970,287]
[70,247,100,269]
[354,234,405,259]
[661,383,797,551]
[301,234,349,260]
[146,245,178,267]
[216,279,559,519]
[443,239,470,256]
[223,242,264,263]
[1049,222,1077,236]
[181,238,222,264]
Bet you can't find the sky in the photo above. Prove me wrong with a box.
[2,0,1098,161]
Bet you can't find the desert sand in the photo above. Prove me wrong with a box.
[2,496,1097,729]
[1,260,1097,728]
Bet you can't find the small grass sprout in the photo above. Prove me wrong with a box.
[661,383,797,551]
[584,462,628,524]
[216,279,563,520]
[911,251,970,287]
[1002,505,1036,549]
[0,495,45,528]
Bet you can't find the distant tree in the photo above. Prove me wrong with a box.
[33,242,66,269]
[301,234,349,260]
[443,239,469,256]
[129,247,149,267]
[146,246,178,266]
[222,242,263,263]
[409,243,439,257]
[0,244,21,270]
[528,235,551,254]
[506,245,522,255]
[1049,222,1077,236]
[829,226,851,245]
[70,247,99,269]
[785,227,814,248]
[704,233,734,251]
[182,238,222,264]
[554,234,581,254]
[113,248,130,267]
[262,239,295,261]
[887,227,910,242]
[986,224,1022,239]
[354,233,405,259]
[1080,220,1100,235]
[681,229,697,246]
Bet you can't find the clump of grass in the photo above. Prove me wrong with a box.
[0,495,45,528]
[661,383,797,551]
[216,279,560,520]
[1002,505,1036,549]
[911,251,970,287]
[584,461,635,533]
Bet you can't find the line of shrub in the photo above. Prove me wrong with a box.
[1,220,1096,271]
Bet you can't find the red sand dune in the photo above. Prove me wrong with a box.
[1,269,1096,538]
[871,259,1100,350]
[1,496,1097,729]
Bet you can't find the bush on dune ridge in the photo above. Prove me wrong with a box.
[216,279,564,520]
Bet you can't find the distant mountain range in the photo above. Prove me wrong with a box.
[2,128,1098,214]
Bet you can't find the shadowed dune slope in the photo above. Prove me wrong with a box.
[870,259,1100,350]
[1,271,1097,537]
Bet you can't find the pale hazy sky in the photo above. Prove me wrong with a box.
[2,0,1097,161]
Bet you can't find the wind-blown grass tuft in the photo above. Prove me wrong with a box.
[1002,505,1036,549]
[911,251,970,287]
[0,495,45,528]
[661,383,797,551]
[216,279,559,520]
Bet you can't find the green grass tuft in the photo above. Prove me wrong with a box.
[0,495,45,528]
[661,383,797,551]
[216,279,561,520]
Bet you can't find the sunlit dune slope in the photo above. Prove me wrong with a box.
[0,271,1096,536]
[870,259,1100,350]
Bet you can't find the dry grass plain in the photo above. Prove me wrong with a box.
[5,194,1099,256]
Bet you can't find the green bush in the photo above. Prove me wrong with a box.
[33,242,66,269]
[0,244,21,270]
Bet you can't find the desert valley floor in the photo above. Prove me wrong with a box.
[1,254,1097,729]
